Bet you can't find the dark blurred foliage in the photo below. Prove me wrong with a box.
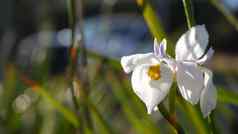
[0,0,238,63]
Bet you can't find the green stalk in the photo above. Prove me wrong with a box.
[209,0,238,31]
[66,0,93,133]
[182,0,196,28]
[136,0,166,40]
[182,0,219,133]
[176,97,210,134]
[136,0,174,56]
[169,83,177,115]
[66,0,82,131]
[66,0,77,107]
[37,87,80,127]
[136,0,186,132]
[66,0,76,46]
[89,101,116,134]
[67,0,116,133]
[19,73,80,128]
[77,0,94,132]
[218,87,238,105]
[207,112,219,134]
[158,104,185,134]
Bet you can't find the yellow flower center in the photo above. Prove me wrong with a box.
[147,64,161,80]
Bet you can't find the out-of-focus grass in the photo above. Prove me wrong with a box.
[1,0,238,134]
[22,80,80,128]
[209,0,238,31]
[218,87,238,105]
[2,51,238,134]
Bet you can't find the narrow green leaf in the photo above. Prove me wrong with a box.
[89,101,116,134]
[218,88,238,105]
[137,0,166,40]
[36,87,80,127]
[176,97,210,134]
[169,83,177,114]
[181,0,217,133]
[136,0,174,56]
[182,0,196,28]
[209,0,238,31]
[158,103,185,134]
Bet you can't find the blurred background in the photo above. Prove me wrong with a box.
[0,0,238,133]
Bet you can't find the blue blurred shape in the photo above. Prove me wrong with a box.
[83,15,152,59]
[17,15,153,73]
[223,0,238,11]
[57,15,153,59]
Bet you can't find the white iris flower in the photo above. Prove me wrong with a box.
[121,25,217,117]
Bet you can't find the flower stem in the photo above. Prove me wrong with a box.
[169,83,176,114]
[182,0,219,133]
[182,0,196,28]
[208,112,219,134]
[136,0,185,132]
[182,1,219,133]
[168,83,177,132]
[136,0,175,57]
[136,0,166,40]
[158,104,185,134]
[66,0,79,113]
[66,0,83,132]
[66,0,93,132]
[176,96,210,134]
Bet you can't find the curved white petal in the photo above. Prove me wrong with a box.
[163,58,177,73]
[120,53,159,73]
[131,63,173,114]
[175,25,209,62]
[196,47,214,65]
[176,62,204,104]
[200,67,217,118]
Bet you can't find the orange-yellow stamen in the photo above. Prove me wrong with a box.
[147,64,161,80]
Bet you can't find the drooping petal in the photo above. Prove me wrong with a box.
[154,38,167,59]
[196,47,214,65]
[120,53,159,73]
[175,25,209,62]
[176,61,204,104]
[200,67,217,118]
[131,63,173,114]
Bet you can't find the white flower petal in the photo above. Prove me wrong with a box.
[131,63,173,114]
[175,25,209,62]
[154,38,160,56]
[153,106,158,112]
[176,62,204,104]
[200,67,217,118]
[196,47,214,65]
[154,38,167,58]
[120,53,159,73]
[163,58,177,73]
